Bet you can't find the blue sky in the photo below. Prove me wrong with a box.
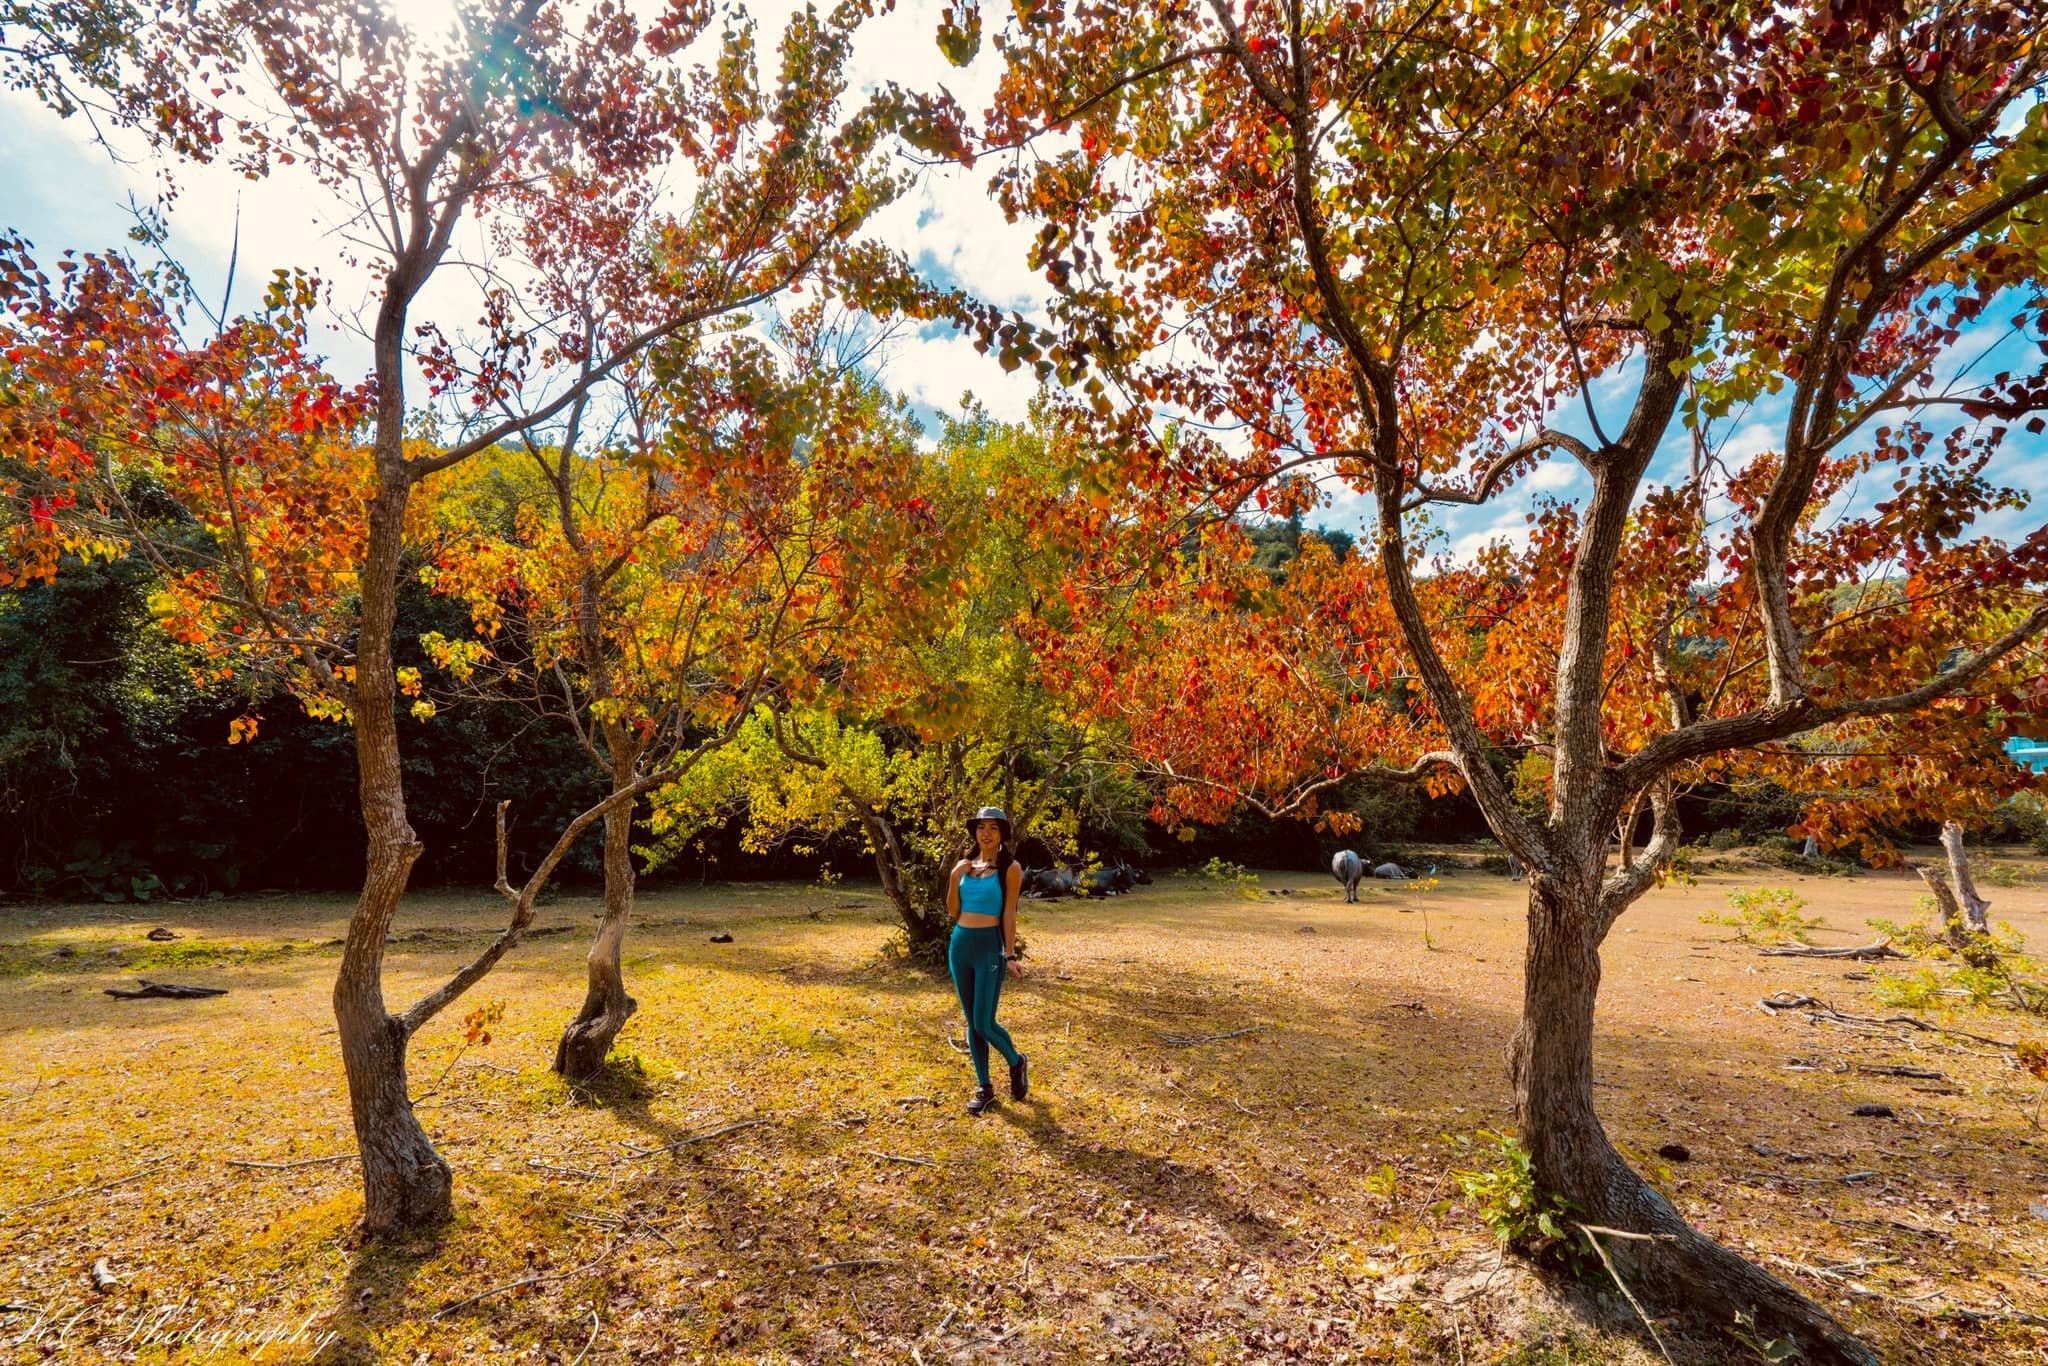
[4,1,2042,568]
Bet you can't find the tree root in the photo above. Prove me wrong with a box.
[1559,1155,1881,1365]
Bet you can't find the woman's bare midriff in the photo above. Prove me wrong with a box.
[957,912,1002,927]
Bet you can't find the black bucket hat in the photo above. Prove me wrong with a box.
[966,806,1012,842]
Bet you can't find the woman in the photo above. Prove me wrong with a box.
[945,805,1028,1115]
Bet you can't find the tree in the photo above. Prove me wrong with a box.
[977,0,2048,1356]
[5,0,955,1231]
[420,329,934,1077]
[647,407,1132,950]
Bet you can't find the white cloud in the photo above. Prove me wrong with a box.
[880,328,1041,422]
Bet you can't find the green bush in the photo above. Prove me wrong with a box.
[1702,887,1819,945]
[1706,829,1744,851]
[1980,862,2038,889]
[1448,1129,1589,1270]
[1200,857,1264,900]
[1866,915,2048,1015]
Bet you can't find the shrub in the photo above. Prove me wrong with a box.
[1448,1130,1589,1270]
[1865,916,2048,1015]
[1980,862,2037,889]
[1200,857,1263,900]
[1702,887,1819,945]
[1706,829,1744,851]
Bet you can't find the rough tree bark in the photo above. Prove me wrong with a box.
[331,233,458,1231]
[1510,865,1879,1364]
[554,790,640,1080]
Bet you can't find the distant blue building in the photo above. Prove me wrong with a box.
[2009,736,2048,773]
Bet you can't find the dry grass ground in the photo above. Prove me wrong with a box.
[3,850,2047,1364]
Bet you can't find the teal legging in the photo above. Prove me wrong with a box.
[947,923,1020,1087]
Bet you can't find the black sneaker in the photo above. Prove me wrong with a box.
[1008,1054,1029,1101]
[966,1084,996,1116]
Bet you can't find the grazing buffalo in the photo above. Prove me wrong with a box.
[1332,850,1364,903]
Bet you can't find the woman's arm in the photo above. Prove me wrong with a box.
[1002,862,1024,974]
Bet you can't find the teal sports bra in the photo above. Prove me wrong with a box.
[958,869,1005,919]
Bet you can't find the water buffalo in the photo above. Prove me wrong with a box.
[1021,867,1078,899]
[1332,849,1364,903]
[1080,861,1134,895]
[1372,861,1412,880]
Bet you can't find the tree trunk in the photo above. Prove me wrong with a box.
[1918,862,1972,948]
[1940,821,1989,933]
[554,795,639,1080]
[853,804,947,947]
[333,478,451,1233]
[1511,874,1878,1364]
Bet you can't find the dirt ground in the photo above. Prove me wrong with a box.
[2,848,2046,1363]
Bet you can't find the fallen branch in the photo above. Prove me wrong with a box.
[1758,993,2013,1048]
[1940,1301,2048,1328]
[0,1161,172,1221]
[1108,1253,1170,1265]
[1160,1026,1263,1046]
[104,980,227,1000]
[527,1159,603,1180]
[800,1259,901,1274]
[861,1150,939,1168]
[620,1118,768,1161]
[1758,941,1905,961]
[1855,1065,1946,1080]
[226,1153,356,1171]
[891,1095,937,1107]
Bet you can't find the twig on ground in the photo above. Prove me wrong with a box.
[1160,1026,1262,1046]
[527,1159,603,1180]
[566,1308,600,1366]
[226,1153,356,1171]
[0,1161,172,1221]
[1940,1301,2048,1328]
[1758,993,2013,1048]
[1108,1253,1170,1265]
[862,1150,938,1168]
[1764,1254,1882,1298]
[1856,1065,1945,1080]
[946,1034,969,1054]
[933,1304,958,1338]
[1576,1224,1675,1365]
[891,1095,936,1106]
[432,1241,621,1319]
[620,1118,767,1160]
[800,1259,901,1274]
